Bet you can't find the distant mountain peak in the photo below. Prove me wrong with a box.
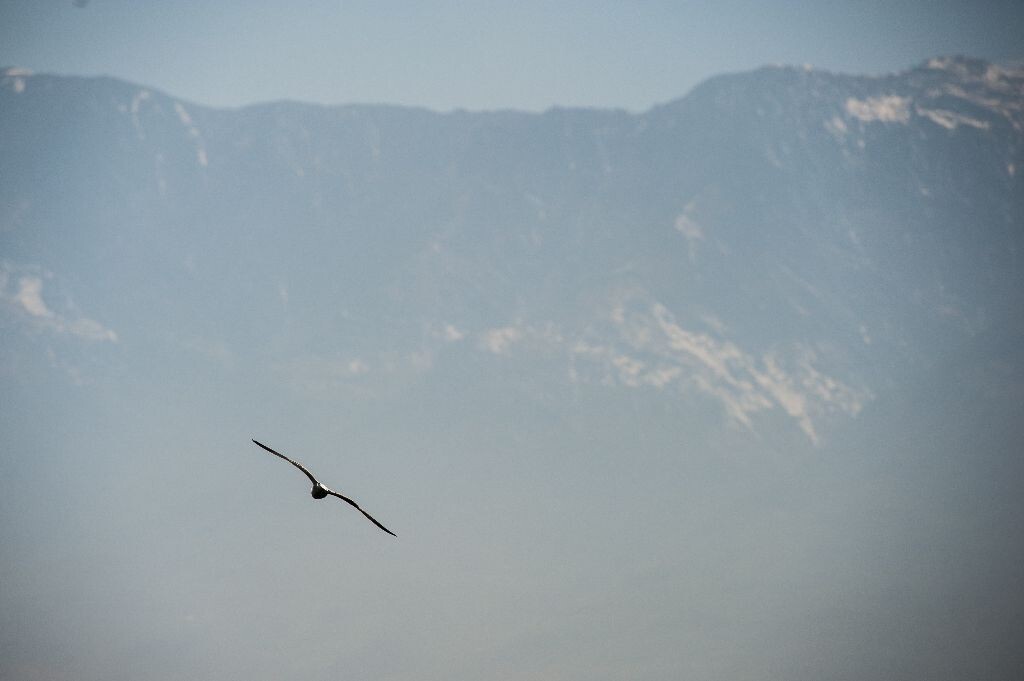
[918,54,1024,85]
[923,54,999,73]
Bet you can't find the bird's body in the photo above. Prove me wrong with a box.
[251,439,396,537]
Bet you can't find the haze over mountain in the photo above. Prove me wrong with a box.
[1,57,1022,680]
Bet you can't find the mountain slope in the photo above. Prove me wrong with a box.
[3,57,1021,444]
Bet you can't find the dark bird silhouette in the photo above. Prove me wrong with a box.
[251,439,396,537]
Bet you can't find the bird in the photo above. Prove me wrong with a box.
[251,439,396,537]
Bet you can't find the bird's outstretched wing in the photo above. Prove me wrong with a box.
[325,489,397,537]
[252,439,320,486]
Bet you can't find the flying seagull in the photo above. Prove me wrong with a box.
[251,439,396,537]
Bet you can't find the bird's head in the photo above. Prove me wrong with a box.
[311,484,329,499]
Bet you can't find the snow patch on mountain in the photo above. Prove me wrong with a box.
[915,106,990,130]
[674,204,704,263]
[130,90,151,140]
[0,263,118,343]
[481,326,523,355]
[845,95,911,124]
[476,296,869,444]
[442,324,465,342]
[2,67,31,93]
[622,302,868,444]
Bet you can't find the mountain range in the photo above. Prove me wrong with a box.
[2,56,1021,445]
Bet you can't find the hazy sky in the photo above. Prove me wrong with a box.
[1,0,1022,111]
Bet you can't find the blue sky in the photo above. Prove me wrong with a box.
[2,0,1022,111]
